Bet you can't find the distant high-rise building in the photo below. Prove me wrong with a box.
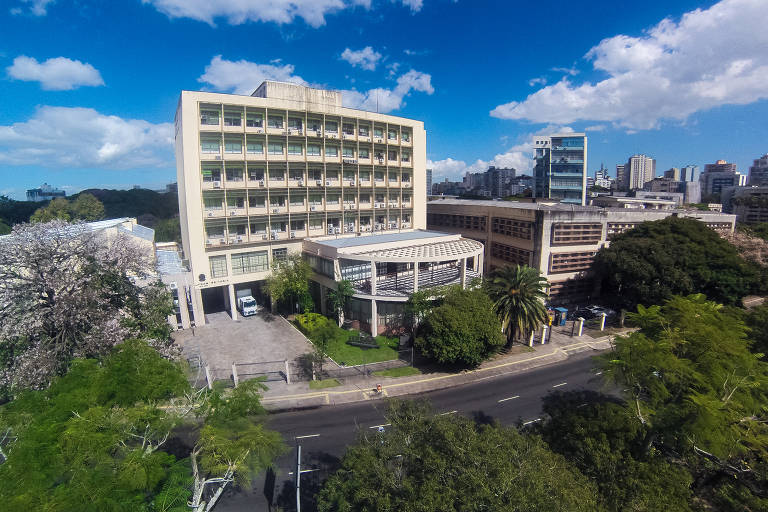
[615,164,626,190]
[680,165,699,182]
[426,168,433,195]
[622,154,656,190]
[700,160,746,198]
[533,133,587,205]
[664,167,681,180]
[26,183,66,202]
[748,154,768,186]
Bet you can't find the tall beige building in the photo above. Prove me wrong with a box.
[623,154,656,190]
[174,81,426,323]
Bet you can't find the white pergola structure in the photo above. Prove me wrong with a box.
[304,230,484,335]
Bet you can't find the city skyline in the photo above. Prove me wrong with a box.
[1,0,767,200]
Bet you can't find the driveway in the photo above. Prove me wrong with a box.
[174,310,314,379]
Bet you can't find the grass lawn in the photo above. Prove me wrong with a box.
[294,314,400,366]
[309,378,341,390]
[372,366,421,378]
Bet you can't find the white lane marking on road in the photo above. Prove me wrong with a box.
[552,382,567,388]
[368,423,391,429]
[595,371,603,376]
[498,395,520,403]
[439,410,458,415]
[295,434,320,439]
[523,418,541,426]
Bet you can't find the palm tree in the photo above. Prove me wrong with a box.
[485,265,549,344]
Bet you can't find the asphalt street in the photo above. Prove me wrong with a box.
[218,352,609,511]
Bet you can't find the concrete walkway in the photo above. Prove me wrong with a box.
[260,326,621,411]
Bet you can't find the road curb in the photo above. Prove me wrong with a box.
[263,341,608,411]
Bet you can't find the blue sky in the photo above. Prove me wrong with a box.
[1,0,767,199]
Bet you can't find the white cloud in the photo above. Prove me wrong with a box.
[10,0,55,16]
[341,69,434,113]
[550,65,579,76]
[491,0,768,130]
[198,56,433,113]
[142,0,374,27]
[6,56,104,91]
[341,46,383,71]
[528,77,547,87]
[585,124,606,132]
[399,0,424,12]
[0,106,173,169]
[198,55,308,95]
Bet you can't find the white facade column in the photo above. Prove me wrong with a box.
[460,257,467,288]
[192,287,205,326]
[413,262,419,292]
[177,286,191,329]
[370,260,377,296]
[541,325,548,344]
[228,284,238,320]
[370,299,378,337]
[477,252,485,275]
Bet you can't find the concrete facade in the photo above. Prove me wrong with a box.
[427,199,736,304]
[174,81,427,324]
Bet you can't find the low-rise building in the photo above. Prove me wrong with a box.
[303,230,484,335]
[26,183,66,202]
[590,196,677,210]
[427,199,735,304]
[728,186,768,223]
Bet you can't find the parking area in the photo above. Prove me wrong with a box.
[173,310,315,375]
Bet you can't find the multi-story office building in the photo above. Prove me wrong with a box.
[664,168,680,180]
[621,154,657,191]
[748,155,768,186]
[175,81,426,323]
[427,199,735,304]
[727,186,768,224]
[426,168,433,197]
[643,177,701,204]
[615,164,626,190]
[26,183,66,202]
[700,160,746,199]
[533,133,588,205]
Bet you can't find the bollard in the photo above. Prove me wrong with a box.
[232,363,239,388]
[577,317,585,337]
[528,331,535,347]
[541,325,548,345]
[600,312,607,331]
[204,365,213,390]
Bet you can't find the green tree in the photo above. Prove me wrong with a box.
[593,217,760,309]
[30,197,72,223]
[485,265,549,343]
[745,302,768,358]
[265,254,313,313]
[154,217,182,243]
[327,279,354,326]
[598,295,768,505]
[317,400,598,512]
[415,285,504,367]
[0,340,191,512]
[70,193,105,221]
[538,391,693,511]
[0,220,10,235]
[404,288,437,336]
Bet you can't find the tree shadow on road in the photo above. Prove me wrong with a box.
[274,450,342,512]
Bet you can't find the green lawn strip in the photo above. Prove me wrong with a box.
[372,366,421,378]
[309,378,341,389]
[324,329,399,366]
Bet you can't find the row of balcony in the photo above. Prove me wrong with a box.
[199,149,412,166]
[201,177,412,190]
[205,221,413,247]
[204,202,413,217]
[200,119,412,146]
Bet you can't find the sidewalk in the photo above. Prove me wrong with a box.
[260,326,620,411]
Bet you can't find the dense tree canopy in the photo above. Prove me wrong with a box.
[593,217,761,309]
[265,253,313,313]
[415,285,505,367]
[598,295,768,508]
[537,391,693,511]
[30,193,106,223]
[317,400,598,512]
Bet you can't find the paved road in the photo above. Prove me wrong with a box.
[218,352,608,511]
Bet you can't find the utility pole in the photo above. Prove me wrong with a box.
[296,444,301,512]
